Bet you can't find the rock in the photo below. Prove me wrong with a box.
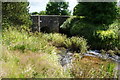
[67,52,73,56]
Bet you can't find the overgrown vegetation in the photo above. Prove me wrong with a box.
[60,2,119,50]
[2,2,32,28]
[73,2,118,25]
[1,26,117,78]
[46,1,70,15]
[95,22,120,50]
[60,16,120,50]
[1,26,87,78]
[1,47,71,78]
[1,1,119,79]
[72,54,116,78]
[2,26,88,53]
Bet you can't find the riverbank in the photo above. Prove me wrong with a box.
[1,27,119,78]
[57,47,119,78]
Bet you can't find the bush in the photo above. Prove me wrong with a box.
[60,16,103,37]
[64,37,88,53]
[60,16,80,36]
[95,22,120,50]
[61,17,100,49]
[42,33,88,53]
[42,33,67,47]
[61,16,119,50]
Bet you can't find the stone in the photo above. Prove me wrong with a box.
[31,15,69,33]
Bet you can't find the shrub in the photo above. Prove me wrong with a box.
[63,38,72,49]
[70,21,100,37]
[60,16,80,36]
[61,16,119,50]
[63,37,88,53]
[42,33,67,47]
[42,33,88,53]
[94,22,120,50]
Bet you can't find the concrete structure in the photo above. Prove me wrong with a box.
[31,15,69,33]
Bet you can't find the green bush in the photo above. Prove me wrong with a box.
[63,38,72,49]
[63,37,88,53]
[61,17,100,49]
[96,30,118,40]
[42,33,67,47]
[60,16,80,36]
[94,22,120,50]
[61,16,119,50]
[42,33,88,53]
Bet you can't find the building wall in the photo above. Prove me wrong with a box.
[31,15,69,33]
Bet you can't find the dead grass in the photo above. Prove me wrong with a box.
[72,54,116,78]
[1,47,72,78]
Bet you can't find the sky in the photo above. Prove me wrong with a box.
[28,0,77,13]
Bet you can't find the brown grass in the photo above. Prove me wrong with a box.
[72,55,115,78]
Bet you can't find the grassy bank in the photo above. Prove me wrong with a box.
[1,26,117,78]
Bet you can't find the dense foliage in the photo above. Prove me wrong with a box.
[1,26,116,78]
[1,1,119,79]
[2,26,88,54]
[61,2,119,50]
[31,12,39,15]
[73,2,118,25]
[94,21,120,50]
[2,2,32,27]
[46,1,70,15]
[60,17,120,50]
[31,11,46,15]
[39,11,46,15]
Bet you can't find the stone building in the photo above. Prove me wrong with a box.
[31,15,69,33]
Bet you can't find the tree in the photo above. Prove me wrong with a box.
[2,2,32,27]
[73,2,118,25]
[31,12,39,15]
[46,1,70,15]
[39,11,46,15]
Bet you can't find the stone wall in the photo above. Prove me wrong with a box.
[31,15,69,33]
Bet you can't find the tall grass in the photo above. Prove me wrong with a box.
[72,54,116,78]
[1,26,88,78]
[1,47,72,78]
[2,26,88,54]
[1,26,117,78]
[2,27,56,54]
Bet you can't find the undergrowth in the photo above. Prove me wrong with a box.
[1,26,87,78]
[1,26,117,78]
